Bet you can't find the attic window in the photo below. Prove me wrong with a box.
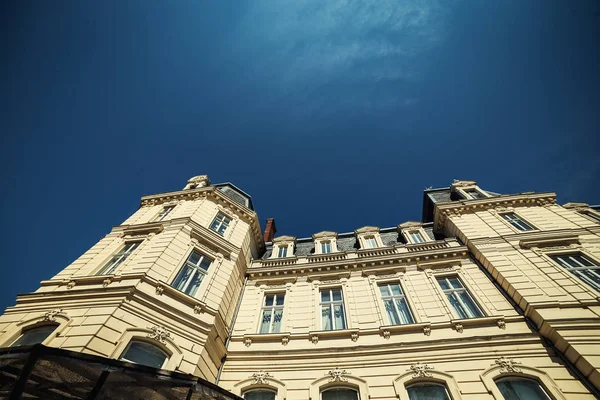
[461,187,488,200]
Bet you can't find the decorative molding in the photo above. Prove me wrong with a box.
[350,331,359,342]
[397,221,423,230]
[519,234,579,249]
[244,337,252,347]
[497,319,506,330]
[382,329,391,339]
[494,356,522,373]
[42,309,65,322]
[409,362,434,378]
[423,326,431,336]
[327,367,349,382]
[102,278,112,288]
[251,370,272,385]
[454,323,464,333]
[281,335,289,346]
[355,226,380,235]
[66,281,76,290]
[311,334,319,344]
[147,325,171,343]
[156,285,164,296]
[273,235,297,244]
[312,231,338,240]
[193,305,203,314]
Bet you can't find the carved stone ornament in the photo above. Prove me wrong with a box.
[193,304,203,314]
[156,285,164,296]
[382,329,391,339]
[147,325,171,343]
[281,336,289,346]
[495,357,522,373]
[409,362,434,378]
[328,367,349,382]
[350,332,359,342]
[244,337,252,347]
[102,278,112,288]
[251,370,272,384]
[423,326,431,336]
[497,319,506,330]
[42,309,64,322]
[455,323,464,333]
[66,281,76,290]
[311,335,319,345]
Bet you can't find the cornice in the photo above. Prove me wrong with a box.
[519,233,580,249]
[249,241,469,280]
[354,226,380,235]
[273,235,296,244]
[312,231,338,240]
[433,192,556,232]
[397,221,423,230]
[112,221,164,237]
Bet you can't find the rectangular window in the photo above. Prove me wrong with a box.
[437,276,484,319]
[379,283,414,325]
[364,237,377,249]
[320,288,346,330]
[259,293,285,333]
[210,212,231,236]
[409,231,425,244]
[171,250,212,297]
[463,188,486,199]
[154,205,175,222]
[97,241,142,275]
[551,253,600,292]
[277,246,288,258]
[321,241,332,254]
[502,213,535,231]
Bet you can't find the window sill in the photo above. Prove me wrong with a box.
[451,315,505,332]
[379,322,432,338]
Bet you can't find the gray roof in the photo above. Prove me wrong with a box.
[214,183,254,210]
[261,225,440,260]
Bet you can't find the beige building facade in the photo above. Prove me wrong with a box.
[0,176,599,400]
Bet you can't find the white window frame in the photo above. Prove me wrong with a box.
[120,339,169,369]
[320,287,347,331]
[210,212,232,236]
[258,293,286,334]
[378,282,415,325]
[402,228,431,244]
[170,250,212,297]
[96,240,143,276]
[549,252,600,293]
[363,236,378,249]
[579,210,600,224]
[277,246,288,258]
[500,212,536,231]
[321,241,332,254]
[436,275,485,319]
[320,387,359,400]
[153,205,175,222]
[458,186,489,200]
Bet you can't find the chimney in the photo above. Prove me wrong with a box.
[263,218,277,243]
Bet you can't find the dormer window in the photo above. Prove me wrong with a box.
[312,231,339,254]
[271,235,296,259]
[355,226,382,250]
[462,187,487,199]
[398,222,431,245]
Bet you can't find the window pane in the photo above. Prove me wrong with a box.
[407,384,450,400]
[265,295,274,307]
[458,291,483,318]
[260,310,272,334]
[172,265,193,292]
[272,309,283,333]
[275,294,285,306]
[448,277,462,289]
[322,306,332,330]
[448,293,468,319]
[244,391,276,400]
[121,341,168,369]
[379,285,390,297]
[12,326,57,347]
[497,378,551,400]
[574,269,600,292]
[321,388,358,400]
[390,284,402,296]
[188,251,201,266]
[332,289,342,301]
[333,304,346,329]
[321,291,331,302]
[395,298,414,324]
[437,278,451,290]
[384,299,400,325]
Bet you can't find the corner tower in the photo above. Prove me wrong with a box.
[0,175,263,381]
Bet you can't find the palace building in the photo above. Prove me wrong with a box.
[0,175,599,399]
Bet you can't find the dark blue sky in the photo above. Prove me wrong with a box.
[1,1,599,311]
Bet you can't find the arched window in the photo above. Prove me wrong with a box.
[496,377,552,400]
[243,389,276,400]
[11,325,57,347]
[406,383,451,400]
[120,340,169,369]
[321,387,359,400]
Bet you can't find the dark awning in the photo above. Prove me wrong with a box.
[0,344,243,400]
